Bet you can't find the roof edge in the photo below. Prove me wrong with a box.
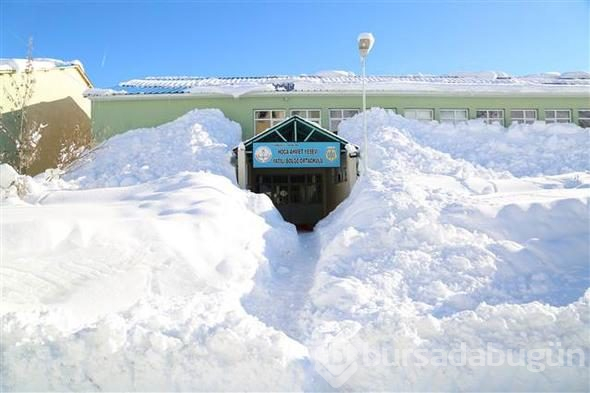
[241,115,351,148]
[86,88,590,100]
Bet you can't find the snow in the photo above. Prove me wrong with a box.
[188,83,272,98]
[561,71,590,79]
[1,165,72,201]
[446,71,511,79]
[524,71,562,79]
[0,163,18,189]
[312,70,356,78]
[65,109,241,188]
[300,110,589,389]
[1,172,307,391]
[0,58,83,72]
[85,72,590,98]
[341,108,590,177]
[83,87,127,96]
[1,108,589,391]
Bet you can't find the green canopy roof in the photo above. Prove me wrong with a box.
[240,115,353,152]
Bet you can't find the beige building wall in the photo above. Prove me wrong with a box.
[1,65,91,115]
[0,63,92,175]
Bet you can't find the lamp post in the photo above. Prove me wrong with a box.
[357,32,375,174]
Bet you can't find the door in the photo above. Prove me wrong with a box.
[255,173,324,225]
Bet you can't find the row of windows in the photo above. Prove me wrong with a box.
[471,109,578,125]
[254,108,590,133]
[402,109,587,126]
[255,109,360,133]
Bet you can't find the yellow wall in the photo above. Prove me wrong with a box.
[0,66,91,116]
[0,66,92,175]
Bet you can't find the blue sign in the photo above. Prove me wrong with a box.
[253,142,341,168]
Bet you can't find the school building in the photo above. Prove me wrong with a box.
[86,71,590,226]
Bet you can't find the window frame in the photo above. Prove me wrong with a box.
[476,109,505,126]
[254,109,286,134]
[544,109,572,124]
[404,108,434,122]
[289,109,322,126]
[510,109,538,125]
[328,108,360,131]
[578,109,590,128]
[439,109,469,124]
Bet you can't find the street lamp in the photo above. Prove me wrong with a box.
[358,32,374,174]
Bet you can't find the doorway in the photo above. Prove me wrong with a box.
[255,173,324,226]
[233,115,360,228]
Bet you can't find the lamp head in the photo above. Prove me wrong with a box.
[357,32,375,58]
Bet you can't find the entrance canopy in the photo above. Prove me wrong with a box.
[238,115,355,154]
[232,116,360,226]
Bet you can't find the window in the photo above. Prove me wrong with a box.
[329,109,359,131]
[440,109,468,124]
[404,109,434,121]
[578,110,590,128]
[544,109,571,124]
[254,110,286,134]
[333,164,347,184]
[255,174,322,206]
[476,109,505,125]
[290,109,321,126]
[510,109,537,124]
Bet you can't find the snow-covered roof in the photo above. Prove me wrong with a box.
[86,70,590,98]
[0,58,85,73]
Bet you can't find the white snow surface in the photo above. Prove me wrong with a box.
[445,70,511,79]
[83,87,128,96]
[340,109,590,177]
[299,110,589,390]
[0,58,84,72]
[2,172,306,391]
[1,108,589,391]
[65,109,241,188]
[0,164,18,189]
[85,71,590,98]
[561,71,590,79]
[312,70,357,78]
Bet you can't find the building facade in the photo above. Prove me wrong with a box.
[86,72,589,226]
[87,72,590,142]
[0,58,92,174]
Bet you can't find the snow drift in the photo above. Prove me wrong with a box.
[65,108,241,189]
[1,172,308,391]
[2,108,589,391]
[340,109,590,177]
[301,109,589,390]
[1,110,307,391]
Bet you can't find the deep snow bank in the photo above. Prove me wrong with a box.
[338,108,590,177]
[302,109,589,390]
[1,172,306,391]
[2,107,589,391]
[1,109,308,391]
[1,164,73,202]
[65,109,241,188]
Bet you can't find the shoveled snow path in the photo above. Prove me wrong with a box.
[242,232,321,341]
[2,108,589,391]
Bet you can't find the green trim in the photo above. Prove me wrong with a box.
[242,115,350,148]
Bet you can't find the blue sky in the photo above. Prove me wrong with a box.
[1,1,589,87]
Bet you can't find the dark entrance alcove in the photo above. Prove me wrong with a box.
[233,116,359,227]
